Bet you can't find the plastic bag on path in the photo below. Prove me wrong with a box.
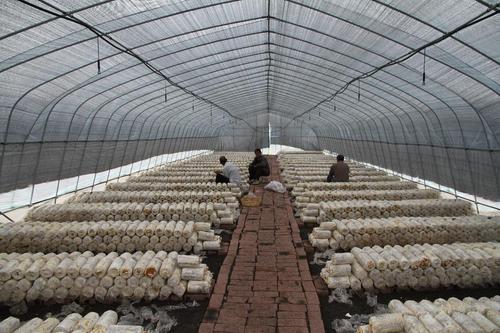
[264,180,286,193]
[332,319,355,333]
[328,288,353,305]
[365,292,378,308]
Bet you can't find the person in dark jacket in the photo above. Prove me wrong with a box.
[248,148,270,185]
[327,154,350,182]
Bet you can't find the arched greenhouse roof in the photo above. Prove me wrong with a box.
[0,0,499,200]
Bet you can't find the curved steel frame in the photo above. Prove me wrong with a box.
[0,0,499,206]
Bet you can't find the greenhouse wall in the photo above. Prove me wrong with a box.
[317,137,500,201]
[0,137,217,193]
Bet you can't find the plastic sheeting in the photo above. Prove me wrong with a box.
[0,0,499,200]
[0,150,208,211]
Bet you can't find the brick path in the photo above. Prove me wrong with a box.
[199,157,325,333]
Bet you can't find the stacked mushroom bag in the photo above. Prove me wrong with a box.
[154,162,249,169]
[138,171,249,181]
[143,169,249,178]
[281,161,359,168]
[294,189,439,209]
[282,169,387,184]
[278,150,325,154]
[0,219,221,253]
[0,310,147,333]
[291,181,418,196]
[321,242,500,292]
[156,161,249,168]
[0,251,213,305]
[106,182,242,193]
[283,166,380,173]
[0,310,148,333]
[25,201,236,225]
[278,154,341,164]
[127,175,225,184]
[281,167,385,177]
[300,199,472,224]
[183,152,253,162]
[308,216,500,251]
[356,296,500,333]
[67,190,239,208]
[143,168,242,176]
[287,175,401,187]
[162,160,247,165]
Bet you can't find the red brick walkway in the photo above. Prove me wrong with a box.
[199,157,325,333]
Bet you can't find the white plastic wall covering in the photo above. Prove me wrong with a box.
[0,0,499,201]
[0,150,210,214]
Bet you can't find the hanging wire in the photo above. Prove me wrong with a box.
[357,80,361,101]
[210,105,213,127]
[422,48,427,85]
[289,5,499,121]
[333,98,336,112]
[164,82,167,102]
[96,37,101,75]
[17,0,252,129]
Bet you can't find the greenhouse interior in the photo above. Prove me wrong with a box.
[0,0,500,332]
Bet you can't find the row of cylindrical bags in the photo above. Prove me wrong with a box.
[25,202,236,225]
[139,169,249,178]
[150,165,249,173]
[0,220,221,253]
[278,154,346,163]
[0,251,212,305]
[320,242,500,292]
[279,160,359,167]
[184,152,254,161]
[151,162,249,169]
[153,163,249,170]
[106,182,242,192]
[282,171,388,186]
[308,216,500,251]
[357,296,500,333]
[288,175,401,185]
[283,168,387,177]
[0,310,145,333]
[281,166,374,173]
[291,181,418,195]
[300,199,472,224]
[66,190,240,204]
[294,189,440,208]
[127,152,249,183]
[127,175,246,184]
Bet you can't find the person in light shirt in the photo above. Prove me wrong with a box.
[214,156,241,185]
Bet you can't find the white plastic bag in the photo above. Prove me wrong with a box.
[264,181,286,193]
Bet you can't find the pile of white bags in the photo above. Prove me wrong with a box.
[308,216,500,251]
[321,242,500,292]
[357,296,500,333]
[0,251,212,305]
